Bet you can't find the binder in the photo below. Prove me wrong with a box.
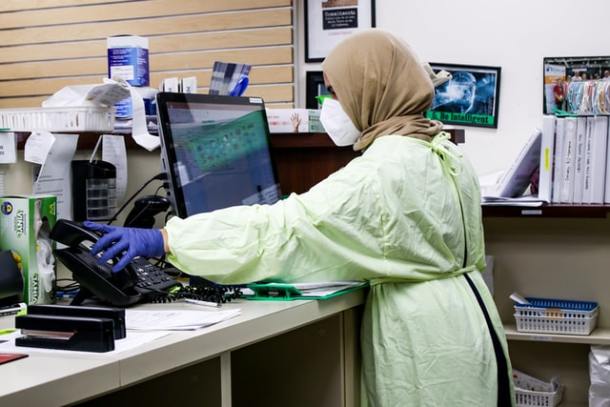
[583,117,594,202]
[551,118,565,203]
[495,130,541,198]
[538,115,555,202]
[572,117,587,203]
[560,117,577,203]
[588,116,608,204]
[246,281,368,301]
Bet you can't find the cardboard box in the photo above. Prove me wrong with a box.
[265,109,325,133]
[0,195,57,304]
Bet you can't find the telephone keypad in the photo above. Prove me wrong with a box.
[130,258,180,294]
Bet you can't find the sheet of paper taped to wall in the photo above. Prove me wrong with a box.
[0,170,5,196]
[0,132,17,164]
[30,132,79,220]
[102,134,128,201]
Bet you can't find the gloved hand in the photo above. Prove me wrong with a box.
[83,221,165,272]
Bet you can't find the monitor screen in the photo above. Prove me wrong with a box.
[157,93,280,218]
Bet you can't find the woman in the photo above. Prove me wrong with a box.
[87,30,514,406]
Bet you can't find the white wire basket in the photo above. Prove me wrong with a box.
[0,106,114,132]
[514,369,564,407]
[514,297,599,336]
[515,386,564,407]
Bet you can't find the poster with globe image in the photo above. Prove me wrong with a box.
[426,64,501,128]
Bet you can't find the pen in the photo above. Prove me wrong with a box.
[183,298,221,308]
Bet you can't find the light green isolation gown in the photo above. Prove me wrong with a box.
[165,133,514,406]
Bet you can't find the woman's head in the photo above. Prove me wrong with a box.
[322,29,442,150]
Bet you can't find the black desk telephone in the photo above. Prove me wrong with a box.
[50,219,181,307]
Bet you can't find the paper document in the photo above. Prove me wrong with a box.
[247,280,367,300]
[0,170,4,196]
[289,281,365,290]
[102,134,128,201]
[126,309,241,331]
[24,131,55,164]
[86,80,131,107]
[481,196,545,207]
[0,330,168,357]
[32,133,79,220]
[129,87,160,151]
[493,130,542,199]
[290,281,366,297]
[0,132,16,164]
[42,78,130,108]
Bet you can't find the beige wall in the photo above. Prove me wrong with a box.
[485,217,610,327]
[0,0,295,216]
[0,0,294,108]
[485,216,610,405]
[0,0,295,277]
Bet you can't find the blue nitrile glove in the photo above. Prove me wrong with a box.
[83,221,165,272]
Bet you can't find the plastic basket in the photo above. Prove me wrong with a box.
[514,297,599,336]
[515,386,564,407]
[513,369,564,407]
[0,106,114,132]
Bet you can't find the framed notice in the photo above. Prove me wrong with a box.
[304,0,376,63]
[425,63,501,128]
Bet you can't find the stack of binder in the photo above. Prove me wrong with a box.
[538,115,610,204]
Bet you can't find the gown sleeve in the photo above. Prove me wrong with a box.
[164,156,387,284]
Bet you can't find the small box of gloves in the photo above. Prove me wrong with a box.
[0,195,56,305]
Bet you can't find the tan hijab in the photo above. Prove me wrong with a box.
[322,30,443,151]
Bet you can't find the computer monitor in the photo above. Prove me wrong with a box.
[157,93,280,218]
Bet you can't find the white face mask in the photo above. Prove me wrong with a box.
[319,98,361,146]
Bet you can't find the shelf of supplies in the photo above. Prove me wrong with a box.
[504,324,610,345]
[14,129,465,151]
[482,204,610,218]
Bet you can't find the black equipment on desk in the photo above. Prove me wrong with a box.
[72,160,117,222]
[0,250,23,307]
[124,195,171,228]
[50,219,181,307]
[15,314,115,353]
[27,304,126,339]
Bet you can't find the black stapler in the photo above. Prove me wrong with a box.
[27,304,126,339]
[15,314,115,353]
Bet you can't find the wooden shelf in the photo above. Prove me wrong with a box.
[505,324,610,345]
[15,128,465,150]
[269,128,465,147]
[483,204,610,218]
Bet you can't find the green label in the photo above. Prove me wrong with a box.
[426,111,494,126]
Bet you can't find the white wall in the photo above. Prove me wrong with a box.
[297,0,610,175]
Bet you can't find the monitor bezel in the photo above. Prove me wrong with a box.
[156,92,280,218]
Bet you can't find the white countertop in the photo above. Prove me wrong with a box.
[0,290,365,407]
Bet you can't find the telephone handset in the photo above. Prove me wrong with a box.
[50,219,181,307]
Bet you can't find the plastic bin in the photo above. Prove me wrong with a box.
[0,106,114,132]
[513,369,564,407]
[515,387,564,407]
[514,297,599,336]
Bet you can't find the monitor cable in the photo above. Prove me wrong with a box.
[106,172,167,225]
